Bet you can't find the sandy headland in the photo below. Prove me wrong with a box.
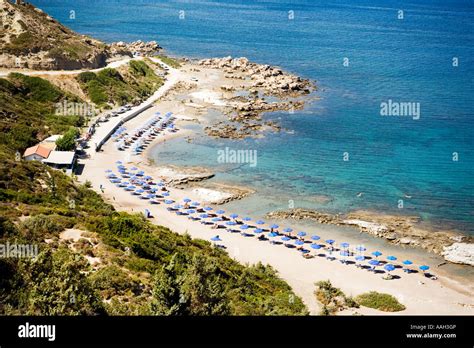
[76,55,474,315]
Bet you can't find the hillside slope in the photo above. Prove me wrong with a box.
[0,0,130,70]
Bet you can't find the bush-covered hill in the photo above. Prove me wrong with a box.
[77,60,163,107]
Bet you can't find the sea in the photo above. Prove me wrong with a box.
[31,0,474,234]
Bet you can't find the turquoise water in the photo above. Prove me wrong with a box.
[32,0,474,232]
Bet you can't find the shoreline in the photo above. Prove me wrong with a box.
[76,58,474,315]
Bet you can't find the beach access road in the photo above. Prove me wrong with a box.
[0,56,139,77]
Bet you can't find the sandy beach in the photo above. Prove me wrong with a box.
[77,59,474,315]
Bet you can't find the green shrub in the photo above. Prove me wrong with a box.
[155,55,181,68]
[314,280,358,315]
[355,291,406,312]
[55,127,79,151]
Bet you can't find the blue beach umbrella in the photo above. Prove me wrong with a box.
[173,204,183,209]
[130,167,138,171]
[136,189,145,194]
[200,214,209,219]
[240,224,249,230]
[127,185,136,190]
[216,210,225,214]
[311,243,321,249]
[105,169,113,173]
[210,236,221,242]
[226,221,237,226]
[387,256,397,261]
[203,207,213,211]
[325,239,335,245]
[297,231,307,237]
[162,192,170,197]
[311,235,320,241]
[340,250,350,257]
[340,242,350,249]
[294,240,304,246]
[281,236,291,241]
[230,213,239,219]
[356,246,367,252]
[256,220,265,225]
[283,228,293,233]
[270,224,279,229]
[212,217,222,222]
[183,198,192,202]
[164,200,174,204]
[369,260,380,266]
[243,217,252,221]
[254,228,264,234]
[267,232,278,238]
[384,264,395,272]
[192,201,200,206]
[115,161,123,164]
[187,209,196,214]
[402,260,413,265]
[372,251,382,258]
[419,265,430,271]
[355,255,365,262]
[146,194,155,199]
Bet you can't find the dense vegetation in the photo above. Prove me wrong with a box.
[314,280,358,315]
[0,72,308,316]
[355,292,406,312]
[56,128,80,151]
[77,61,163,107]
[0,74,83,153]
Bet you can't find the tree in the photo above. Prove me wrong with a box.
[55,128,79,151]
[23,247,106,315]
[150,254,190,315]
[150,253,230,316]
[182,254,230,315]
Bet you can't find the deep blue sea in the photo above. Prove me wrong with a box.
[31,0,474,233]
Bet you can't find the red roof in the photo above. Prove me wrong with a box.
[23,144,52,159]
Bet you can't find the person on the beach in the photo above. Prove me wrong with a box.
[100,184,104,193]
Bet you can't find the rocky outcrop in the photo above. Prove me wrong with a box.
[0,0,119,70]
[442,243,474,266]
[109,40,161,56]
[189,183,254,205]
[0,1,163,70]
[153,165,214,186]
[199,56,315,96]
[267,208,474,266]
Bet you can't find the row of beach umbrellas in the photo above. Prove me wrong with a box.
[106,164,431,277]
